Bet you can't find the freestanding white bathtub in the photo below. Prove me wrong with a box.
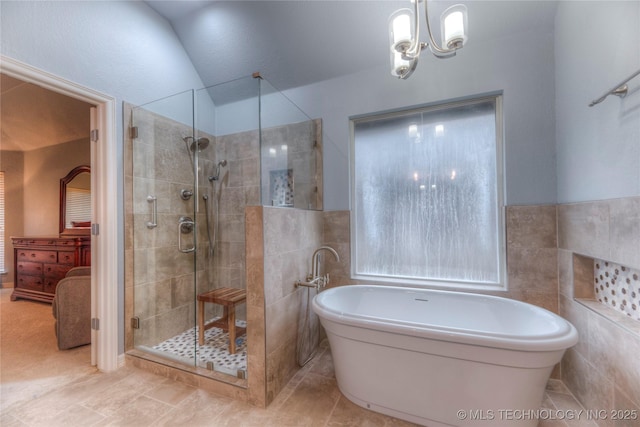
[313,285,578,427]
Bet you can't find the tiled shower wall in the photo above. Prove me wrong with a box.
[558,198,640,426]
[593,260,640,322]
[124,106,322,347]
[260,119,323,210]
[124,102,325,406]
[210,128,261,323]
[124,105,216,347]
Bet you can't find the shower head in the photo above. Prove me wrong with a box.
[182,136,210,152]
[208,159,228,182]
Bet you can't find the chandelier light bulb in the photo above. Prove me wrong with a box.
[390,49,415,78]
[388,1,469,79]
[441,5,468,50]
[389,8,413,52]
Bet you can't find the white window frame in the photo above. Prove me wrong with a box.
[349,94,506,291]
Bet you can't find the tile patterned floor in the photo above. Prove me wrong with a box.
[1,289,598,426]
[151,319,247,376]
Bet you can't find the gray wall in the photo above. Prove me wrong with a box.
[23,139,90,236]
[555,1,640,202]
[283,27,557,210]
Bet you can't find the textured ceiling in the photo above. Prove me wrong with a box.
[0,74,92,152]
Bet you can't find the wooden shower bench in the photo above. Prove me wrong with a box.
[197,287,247,354]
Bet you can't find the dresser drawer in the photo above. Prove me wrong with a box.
[16,250,57,263]
[43,264,70,278]
[44,278,59,294]
[11,236,91,303]
[57,251,75,265]
[17,261,44,276]
[16,274,44,291]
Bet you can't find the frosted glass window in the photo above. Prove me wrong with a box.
[352,96,504,288]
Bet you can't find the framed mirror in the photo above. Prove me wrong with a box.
[59,165,91,236]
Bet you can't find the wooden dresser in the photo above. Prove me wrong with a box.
[11,236,91,303]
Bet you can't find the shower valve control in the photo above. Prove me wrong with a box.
[179,216,194,234]
[180,189,194,200]
[178,216,196,253]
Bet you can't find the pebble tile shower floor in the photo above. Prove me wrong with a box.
[152,318,247,376]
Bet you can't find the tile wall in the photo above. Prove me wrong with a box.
[260,119,323,210]
[593,260,640,322]
[123,103,263,400]
[250,206,324,404]
[124,103,326,407]
[244,205,326,406]
[210,128,261,323]
[124,105,216,347]
[558,197,640,427]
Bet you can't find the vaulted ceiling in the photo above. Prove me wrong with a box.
[146,0,558,91]
[0,1,559,152]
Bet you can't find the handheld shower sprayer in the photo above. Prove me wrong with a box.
[208,160,228,182]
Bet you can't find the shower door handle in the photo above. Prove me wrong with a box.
[178,216,195,253]
[146,195,157,229]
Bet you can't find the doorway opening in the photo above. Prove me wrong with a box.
[1,55,119,372]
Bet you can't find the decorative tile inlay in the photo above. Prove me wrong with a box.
[270,169,294,207]
[152,317,247,376]
[594,260,640,321]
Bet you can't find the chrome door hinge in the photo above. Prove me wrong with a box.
[91,223,99,236]
[90,129,99,142]
[91,318,100,331]
[131,317,140,329]
[129,126,139,139]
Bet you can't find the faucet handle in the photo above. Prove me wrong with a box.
[323,273,330,287]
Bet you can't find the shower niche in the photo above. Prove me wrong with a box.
[124,75,323,389]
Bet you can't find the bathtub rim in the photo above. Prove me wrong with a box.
[313,284,578,352]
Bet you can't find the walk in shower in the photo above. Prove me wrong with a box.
[125,75,322,380]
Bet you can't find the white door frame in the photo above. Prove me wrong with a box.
[1,55,120,372]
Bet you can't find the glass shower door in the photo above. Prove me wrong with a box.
[192,76,260,377]
[130,89,199,367]
[128,74,322,378]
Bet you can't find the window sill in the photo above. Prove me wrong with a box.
[351,273,507,293]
